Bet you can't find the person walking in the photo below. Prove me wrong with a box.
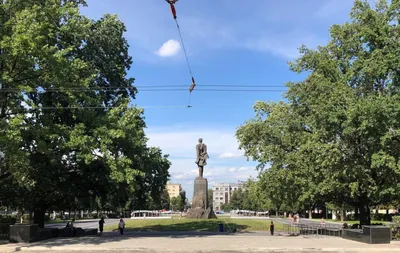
[98,217,105,236]
[118,218,125,235]
[270,221,275,235]
[71,218,76,237]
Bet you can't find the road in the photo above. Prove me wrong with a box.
[45,218,121,230]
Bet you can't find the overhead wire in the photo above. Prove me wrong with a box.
[0,85,287,93]
[0,89,287,93]
[4,104,245,112]
[165,0,197,106]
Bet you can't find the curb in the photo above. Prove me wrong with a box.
[3,246,400,252]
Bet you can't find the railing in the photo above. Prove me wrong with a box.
[283,223,342,237]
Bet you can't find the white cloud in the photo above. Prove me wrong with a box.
[155,39,181,57]
[228,167,251,173]
[82,0,354,62]
[218,152,243,159]
[146,126,243,158]
[244,31,327,59]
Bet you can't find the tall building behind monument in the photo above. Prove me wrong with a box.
[212,182,243,211]
[166,182,182,198]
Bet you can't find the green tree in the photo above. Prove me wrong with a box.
[170,196,183,211]
[237,0,400,225]
[0,0,170,227]
[160,189,170,210]
[220,203,233,212]
[179,191,186,210]
[246,179,272,211]
[230,188,244,209]
[207,189,213,209]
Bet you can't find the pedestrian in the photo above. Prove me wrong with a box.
[270,221,275,235]
[118,218,125,235]
[71,218,76,236]
[98,217,105,236]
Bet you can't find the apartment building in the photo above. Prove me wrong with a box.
[166,182,182,198]
[212,183,242,211]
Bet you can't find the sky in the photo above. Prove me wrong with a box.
[80,0,365,200]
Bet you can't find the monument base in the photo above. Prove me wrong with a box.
[186,177,217,219]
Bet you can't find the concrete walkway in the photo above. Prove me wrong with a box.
[1,231,400,252]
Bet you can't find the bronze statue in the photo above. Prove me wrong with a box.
[195,138,209,178]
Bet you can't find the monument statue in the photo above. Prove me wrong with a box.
[195,138,209,178]
[186,137,216,219]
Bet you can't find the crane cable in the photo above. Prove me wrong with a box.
[165,0,196,107]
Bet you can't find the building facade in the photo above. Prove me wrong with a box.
[166,182,182,198]
[212,183,242,211]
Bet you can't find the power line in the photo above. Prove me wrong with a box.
[0,88,287,93]
[0,84,288,91]
[165,0,198,106]
[11,104,244,111]
[175,19,193,79]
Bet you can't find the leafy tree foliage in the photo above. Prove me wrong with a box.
[170,196,184,211]
[220,203,233,212]
[207,189,213,209]
[237,0,400,225]
[0,0,170,227]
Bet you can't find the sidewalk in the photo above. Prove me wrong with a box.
[1,231,400,252]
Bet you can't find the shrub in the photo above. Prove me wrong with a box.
[371,213,392,221]
[108,213,118,218]
[0,215,16,224]
[392,216,400,225]
[44,215,50,222]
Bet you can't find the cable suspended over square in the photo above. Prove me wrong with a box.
[164,0,197,106]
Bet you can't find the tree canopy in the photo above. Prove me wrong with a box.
[0,0,170,227]
[236,0,400,225]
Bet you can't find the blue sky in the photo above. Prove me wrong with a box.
[81,0,364,200]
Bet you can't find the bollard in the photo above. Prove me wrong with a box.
[218,223,224,232]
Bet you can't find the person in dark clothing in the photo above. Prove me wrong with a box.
[270,221,275,235]
[98,217,105,236]
[71,218,76,236]
[118,218,125,235]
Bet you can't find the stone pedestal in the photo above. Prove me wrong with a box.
[9,224,39,243]
[186,177,217,219]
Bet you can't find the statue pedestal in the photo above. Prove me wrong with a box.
[186,177,217,219]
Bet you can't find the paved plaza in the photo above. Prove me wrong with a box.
[1,231,400,253]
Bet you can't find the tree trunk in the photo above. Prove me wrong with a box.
[29,210,33,223]
[354,207,359,221]
[340,209,344,222]
[359,203,371,226]
[309,207,312,219]
[33,206,46,228]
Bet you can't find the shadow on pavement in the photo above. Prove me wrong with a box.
[11,230,272,251]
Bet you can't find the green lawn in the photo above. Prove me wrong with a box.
[104,217,283,232]
[45,219,67,224]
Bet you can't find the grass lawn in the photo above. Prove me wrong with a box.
[45,219,67,224]
[104,217,283,232]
